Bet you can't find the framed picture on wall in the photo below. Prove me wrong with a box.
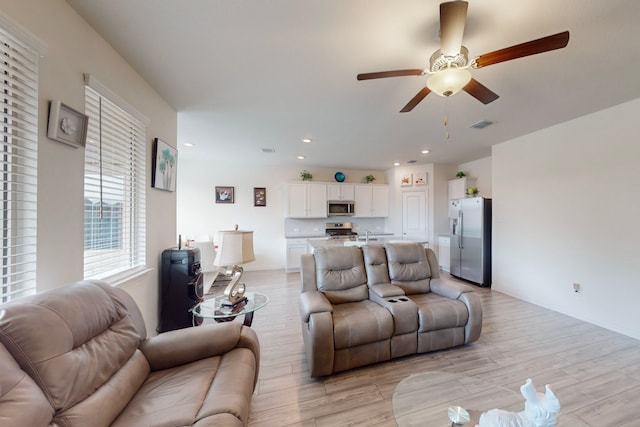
[215,186,234,203]
[400,174,412,187]
[414,172,426,186]
[254,187,266,206]
[152,138,178,191]
[47,100,89,148]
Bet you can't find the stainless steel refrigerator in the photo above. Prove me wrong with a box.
[449,197,492,287]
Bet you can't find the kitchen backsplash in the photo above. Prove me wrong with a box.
[284,217,388,237]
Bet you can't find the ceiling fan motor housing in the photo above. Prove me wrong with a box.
[429,46,470,73]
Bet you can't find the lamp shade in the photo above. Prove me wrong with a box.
[426,67,472,97]
[214,230,255,266]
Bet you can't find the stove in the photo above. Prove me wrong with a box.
[325,222,358,241]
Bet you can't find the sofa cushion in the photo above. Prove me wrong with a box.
[52,349,150,427]
[410,293,469,332]
[0,343,53,426]
[0,280,145,421]
[314,246,369,303]
[385,243,432,294]
[112,347,256,426]
[361,244,391,285]
[332,300,394,349]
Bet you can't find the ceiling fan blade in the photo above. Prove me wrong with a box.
[440,1,469,57]
[400,87,432,112]
[357,69,424,80]
[463,79,499,104]
[473,31,570,68]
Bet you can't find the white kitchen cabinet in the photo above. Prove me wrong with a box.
[371,185,390,217]
[438,235,450,272]
[327,183,355,201]
[448,177,476,200]
[285,238,310,272]
[354,184,389,217]
[287,183,327,218]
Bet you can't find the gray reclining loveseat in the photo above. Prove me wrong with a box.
[299,243,482,376]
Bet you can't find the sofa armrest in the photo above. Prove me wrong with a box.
[459,290,483,343]
[299,290,332,323]
[303,311,335,377]
[140,322,259,371]
[369,283,405,299]
[429,276,475,300]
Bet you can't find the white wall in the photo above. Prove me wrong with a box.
[492,98,640,340]
[176,155,388,270]
[458,157,492,197]
[177,157,460,270]
[1,0,178,333]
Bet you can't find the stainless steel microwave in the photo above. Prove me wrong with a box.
[327,200,355,216]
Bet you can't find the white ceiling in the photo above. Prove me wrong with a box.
[66,0,640,170]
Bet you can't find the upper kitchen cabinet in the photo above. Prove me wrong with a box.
[354,184,389,217]
[448,177,476,200]
[287,183,327,218]
[327,183,355,201]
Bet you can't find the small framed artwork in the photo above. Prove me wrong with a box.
[152,138,178,191]
[254,187,266,207]
[414,172,426,186]
[47,100,88,148]
[215,186,234,203]
[401,174,413,187]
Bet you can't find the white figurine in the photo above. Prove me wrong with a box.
[477,378,560,427]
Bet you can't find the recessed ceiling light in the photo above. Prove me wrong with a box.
[297,155,306,160]
[183,142,193,147]
[421,150,430,154]
[393,162,400,166]
[302,138,312,143]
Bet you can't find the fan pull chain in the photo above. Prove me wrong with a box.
[444,97,450,140]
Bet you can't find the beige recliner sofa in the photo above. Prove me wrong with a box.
[0,280,260,426]
[300,243,482,377]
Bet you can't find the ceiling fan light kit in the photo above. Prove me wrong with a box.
[357,1,569,112]
[426,67,472,97]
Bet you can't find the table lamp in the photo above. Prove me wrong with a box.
[214,225,255,305]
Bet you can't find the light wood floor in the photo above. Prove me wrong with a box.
[206,269,640,426]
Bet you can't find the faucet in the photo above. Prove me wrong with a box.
[365,229,371,243]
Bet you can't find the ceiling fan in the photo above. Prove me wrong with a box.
[357,1,569,112]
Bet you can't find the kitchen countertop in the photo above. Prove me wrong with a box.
[308,236,424,249]
[285,234,326,239]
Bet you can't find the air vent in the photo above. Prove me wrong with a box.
[470,120,493,129]
[261,148,275,153]
[407,160,417,164]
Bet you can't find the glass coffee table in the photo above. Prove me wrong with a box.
[392,371,521,426]
[191,292,269,327]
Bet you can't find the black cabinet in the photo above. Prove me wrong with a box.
[157,248,204,333]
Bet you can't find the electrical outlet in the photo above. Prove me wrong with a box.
[573,283,580,293]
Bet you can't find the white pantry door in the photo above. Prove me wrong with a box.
[402,190,428,242]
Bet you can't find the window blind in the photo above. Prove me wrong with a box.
[0,26,38,303]
[83,86,146,281]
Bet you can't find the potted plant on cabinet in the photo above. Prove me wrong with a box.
[365,174,376,183]
[300,170,313,181]
[456,171,466,179]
